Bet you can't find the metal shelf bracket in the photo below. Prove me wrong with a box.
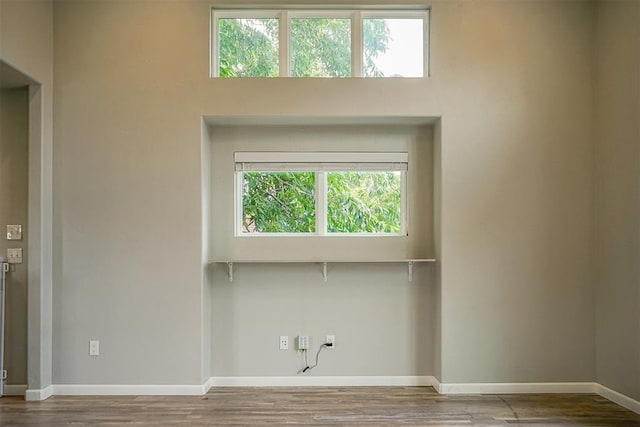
[226,262,234,282]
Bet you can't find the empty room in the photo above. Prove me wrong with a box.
[0,0,639,425]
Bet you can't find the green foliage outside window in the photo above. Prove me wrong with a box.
[242,171,402,234]
[327,172,401,233]
[218,18,279,78]
[290,18,351,77]
[242,172,316,233]
[218,17,389,77]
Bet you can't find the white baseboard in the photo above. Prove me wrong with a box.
[596,384,640,415]
[53,383,209,396]
[3,384,27,396]
[437,382,597,395]
[25,385,53,401]
[210,375,437,387]
[203,376,215,393]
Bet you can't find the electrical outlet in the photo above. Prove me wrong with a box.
[6,248,22,264]
[89,340,100,356]
[1,369,7,380]
[297,335,309,350]
[326,335,336,349]
[279,335,289,350]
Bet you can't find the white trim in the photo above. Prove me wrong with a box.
[53,383,209,396]
[3,384,27,396]
[213,10,281,19]
[316,171,326,236]
[596,384,640,415]
[210,376,436,387]
[211,9,219,77]
[431,376,442,393]
[360,10,429,19]
[351,11,362,77]
[279,11,290,77]
[25,385,53,401]
[424,8,431,77]
[437,382,597,395]
[203,376,216,393]
[234,151,408,164]
[211,10,281,78]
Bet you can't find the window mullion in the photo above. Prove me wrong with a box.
[235,172,243,235]
[351,11,362,77]
[211,11,219,77]
[316,172,326,235]
[279,11,290,77]
[401,171,408,236]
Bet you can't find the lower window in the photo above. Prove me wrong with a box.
[235,152,408,236]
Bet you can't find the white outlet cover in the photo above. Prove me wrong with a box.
[326,335,336,349]
[7,248,22,264]
[6,225,22,240]
[279,336,289,350]
[89,340,100,356]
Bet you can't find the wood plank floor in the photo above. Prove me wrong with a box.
[1,387,640,426]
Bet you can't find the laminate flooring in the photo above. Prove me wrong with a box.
[1,387,640,426]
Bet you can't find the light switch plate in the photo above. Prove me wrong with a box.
[7,248,22,264]
[6,225,22,240]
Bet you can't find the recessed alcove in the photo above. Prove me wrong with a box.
[203,115,442,380]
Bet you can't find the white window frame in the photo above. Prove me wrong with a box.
[234,152,408,237]
[211,8,430,78]
[211,10,282,78]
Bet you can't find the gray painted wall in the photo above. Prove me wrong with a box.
[48,0,600,387]
[595,0,640,401]
[209,124,435,376]
[0,87,29,386]
[0,0,55,391]
[436,0,596,383]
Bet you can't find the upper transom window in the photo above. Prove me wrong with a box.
[211,9,429,78]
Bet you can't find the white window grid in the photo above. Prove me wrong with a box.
[234,152,409,237]
[211,9,430,78]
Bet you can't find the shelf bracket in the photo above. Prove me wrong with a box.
[408,261,414,283]
[226,262,234,282]
[322,262,328,283]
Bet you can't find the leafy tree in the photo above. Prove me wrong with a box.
[362,19,391,77]
[218,18,279,78]
[242,172,315,233]
[327,172,401,233]
[225,17,397,233]
[242,172,401,234]
[218,17,389,77]
[290,18,351,77]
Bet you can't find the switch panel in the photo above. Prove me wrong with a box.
[6,225,22,240]
[7,248,22,264]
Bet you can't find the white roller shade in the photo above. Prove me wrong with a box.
[234,151,408,172]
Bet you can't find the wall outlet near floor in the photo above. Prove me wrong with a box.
[297,335,309,350]
[89,340,100,356]
[279,335,289,350]
[325,335,336,349]
[1,369,6,380]
[6,248,22,264]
